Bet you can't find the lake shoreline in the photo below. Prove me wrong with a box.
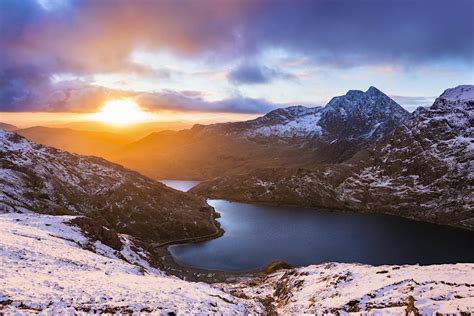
[155,181,474,282]
[151,243,266,284]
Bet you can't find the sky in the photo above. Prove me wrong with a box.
[0,0,473,125]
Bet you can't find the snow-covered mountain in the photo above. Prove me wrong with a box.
[202,86,410,143]
[0,130,219,244]
[192,85,474,230]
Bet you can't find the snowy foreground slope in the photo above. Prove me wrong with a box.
[1,213,473,314]
[220,263,474,314]
[0,213,262,314]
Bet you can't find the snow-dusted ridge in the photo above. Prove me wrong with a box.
[204,86,410,142]
[440,85,474,102]
[0,129,218,244]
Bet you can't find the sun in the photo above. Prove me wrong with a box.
[95,99,149,125]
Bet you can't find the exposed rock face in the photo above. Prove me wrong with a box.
[115,87,410,178]
[319,86,410,144]
[0,130,218,243]
[192,85,474,230]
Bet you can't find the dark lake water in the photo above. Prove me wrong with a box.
[170,199,474,272]
[159,180,201,192]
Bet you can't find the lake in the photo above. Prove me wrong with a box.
[163,181,474,272]
[159,180,201,192]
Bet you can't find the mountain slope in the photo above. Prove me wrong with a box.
[220,262,474,314]
[192,85,474,230]
[0,212,261,314]
[114,87,409,179]
[0,122,17,131]
[15,126,133,158]
[0,130,218,244]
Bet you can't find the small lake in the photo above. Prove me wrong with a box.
[159,180,201,192]
[165,181,474,272]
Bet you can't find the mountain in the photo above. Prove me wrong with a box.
[191,85,474,230]
[114,127,317,179]
[205,86,409,143]
[0,122,17,131]
[114,87,410,179]
[0,130,219,244]
[15,126,133,158]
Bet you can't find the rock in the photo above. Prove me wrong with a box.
[264,260,293,274]
[70,217,123,250]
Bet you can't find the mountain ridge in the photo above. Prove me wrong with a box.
[114,86,410,179]
[191,85,474,230]
[0,130,219,243]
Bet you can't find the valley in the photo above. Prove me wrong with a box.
[2,0,472,313]
[1,85,473,314]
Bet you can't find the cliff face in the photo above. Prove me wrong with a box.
[192,85,474,230]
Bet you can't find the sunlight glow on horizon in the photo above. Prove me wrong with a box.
[0,110,259,129]
[93,99,151,125]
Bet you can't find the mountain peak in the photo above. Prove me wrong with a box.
[439,85,474,102]
[366,86,384,95]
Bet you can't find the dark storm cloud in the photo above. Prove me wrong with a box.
[0,78,277,114]
[228,63,296,85]
[245,0,474,66]
[137,90,277,114]
[0,0,472,112]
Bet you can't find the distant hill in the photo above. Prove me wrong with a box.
[51,120,194,139]
[15,126,134,158]
[0,122,18,131]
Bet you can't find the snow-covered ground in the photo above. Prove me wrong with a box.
[221,263,474,314]
[1,212,473,314]
[0,213,262,314]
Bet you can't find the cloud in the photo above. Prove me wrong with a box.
[390,95,437,111]
[3,0,472,73]
[137,90,277,114]
[0,0,472,113]
[228,63,296,85]
[0,77,277,114]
